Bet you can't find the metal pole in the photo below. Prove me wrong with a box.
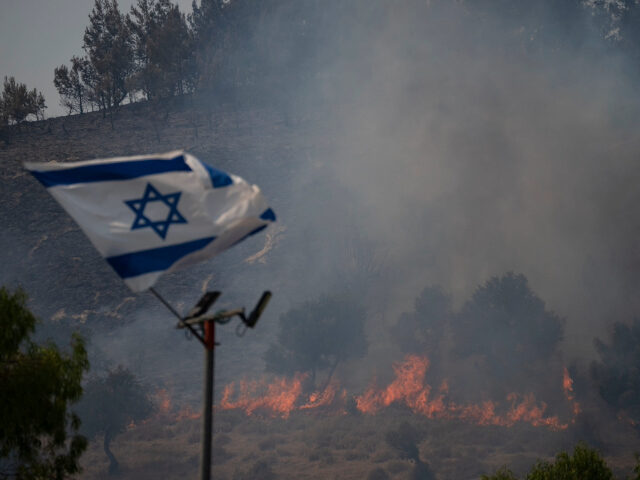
[200,320,215,480]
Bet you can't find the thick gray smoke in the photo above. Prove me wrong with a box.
[276,1,640,357]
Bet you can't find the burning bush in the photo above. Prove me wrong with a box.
[264,293,367,390]
[392,285,452,383]
[450,272,565,403]
[591,317,640,429]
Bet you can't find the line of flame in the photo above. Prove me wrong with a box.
[153,354,580,431]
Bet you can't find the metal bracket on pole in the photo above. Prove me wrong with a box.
[176,291,272,331]
[149,287,208,346]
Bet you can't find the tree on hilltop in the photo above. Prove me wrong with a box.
[1,77,46,125]
[54,56,90,115]
[83,0,134,112]
[0,286,88,479]
[128,0,196,99]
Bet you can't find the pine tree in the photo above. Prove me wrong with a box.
[54,56,89,115]
[0,77,47,125]
[128,0,195,99]
[83,0,134,111]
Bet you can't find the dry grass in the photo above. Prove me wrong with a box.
[77,406,640,480]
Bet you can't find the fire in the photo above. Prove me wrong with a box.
[220,374,306,418]
[155,388,172,415]
[216,354,578,431]
[356,355,431,414]
[148,388,201,423]
[176,405,201,421]
[147,355,581,432]
[354,355,568,430]
[562,367,581,416]
[300,382,342,410]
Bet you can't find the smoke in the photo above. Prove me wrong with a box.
[86,0,640,403]
[269,0,640,357]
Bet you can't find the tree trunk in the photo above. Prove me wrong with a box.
[103,429,119,475]
[318,356,340,394]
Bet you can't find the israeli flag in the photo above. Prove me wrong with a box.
[25,151,276,292]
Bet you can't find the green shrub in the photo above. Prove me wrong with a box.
[482,444,616,480]
[526,443,612,480]
[482,466,519,480]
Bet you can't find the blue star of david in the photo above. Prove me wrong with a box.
[124,183,187,240]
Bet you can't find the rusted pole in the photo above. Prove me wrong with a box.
[200,320,215,480]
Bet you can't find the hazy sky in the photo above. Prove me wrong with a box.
[0,0,193,117]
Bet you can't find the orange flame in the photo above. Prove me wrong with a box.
[156,355,580,432]
[155,388,171,415]
[353,355,567,430]
[300,382,341,410]
[220,374,306,418]
[356,355,431,414]
[175,405,201,421]
[562,367,581,416]
[151,388,201,422]
[216,355,579,430]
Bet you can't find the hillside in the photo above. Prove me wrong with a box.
[2,95,640,480]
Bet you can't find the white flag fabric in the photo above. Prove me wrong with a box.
[25,150,275,292]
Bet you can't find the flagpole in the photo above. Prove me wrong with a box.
[201,319,215,480]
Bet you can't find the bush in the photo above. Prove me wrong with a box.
[590,317,640,428]
[482,466,519,480]
[384,421,425,462]
[410,461,436,480]
[482,443,615,480]
[452,272,565,400]
[76,366,153,474]
[264,293,367,390]
[527,443,613,480]
[392,285,452,382]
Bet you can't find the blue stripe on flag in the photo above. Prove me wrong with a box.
[106,236,216,279]
[260,208,276,222]
[228,209,276,249]
[200,162,233,188]
[31,155,191,187]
